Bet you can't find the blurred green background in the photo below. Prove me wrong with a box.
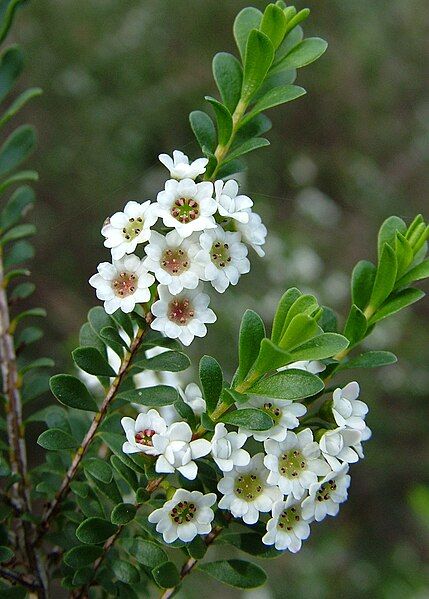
[11,0,429,597]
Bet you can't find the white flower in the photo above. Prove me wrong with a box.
[264,429,330,500]
[235,209,267,257]
[210,423,250,472]
[151,285,216,346]
[143,230,202,295]
[301,465,351,522]
[280,360,326,374]
[148,488,216,543]
[214,179,253,223]
[121,410,167,456]
[196,227,250,293]
[159,150,208,180]
[262,497,312,552]
[319,427,363,470]
[102,201,157,260]
[153,422,211,480]
[89,255,155,314]
[238,397,306,442]
[178,383,206,416]
[217,453,282,524]
[155,178,216,238]
[332,382,368,431]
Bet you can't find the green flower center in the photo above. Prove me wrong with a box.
[168,298,194,325]
[122,216,144,240]
[316,479,337,502]
[234,474,263,502]
[262,402,282,424]
[171,198,200,224]
[278,506,301,531]
[278,450,306,479]
[161,248,190,276]
[113,271,137,297]
[170,500,197,524]
[211,241,231,268]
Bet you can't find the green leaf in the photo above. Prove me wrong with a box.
[241,30,274,101]
[110,455,138,490]
[0,87,43,129]
[19,357,54,375]
[0,125,36,178]
[0,545,14,562]
[100,326,129,350]
[290,333,349,361]
[187,535,207,559]
[271,287,301,344]
[79,321,106,355]
[0,222,35,244]
[368,243,398,310]
[241,84,306,125]
[50,374,98,412]
[369,288,425,324]
[0,0,27,45]
[133,350,190,372]
[111,309,135,340]
[396,259,429,289]
[275,37,328,71]
[219,532,281,559]
[37,428,77,451]
[4,239,34,267]
[221,408,273,431]
[378,216,406,260]
[128,538,167,569]
[225,137,270,163]
[205,96,233,146]
[117,385,178,406]
[343,305,368,347]
[189,110,216,155]
[236,309,265,385]
[83,458,113,484]
[152,561,180,589]
[72,346,116,377]
[281,293,318,334]
[233,7,263,60]
[351,260,376,311]
[213,52,242,113]
[0,45,23,102]
[63,545,103,569]
[111,503,137,526]
[0,185,34,231]
[0,169,38,196]
[199,355,223,414]
[283,8,310,36]
[260,3,287,49]
[98,432,145,473]
[76,517,117,545]
[248,338,293,375]
[279,313,321,351]
[248,369,324,400]
[10,281,35,301]
[198,559,267,589]
[339,351,397,371]
[174,399,196,429]
[395,232,414,278]
[88,306,123,356]
[112,560,140,584]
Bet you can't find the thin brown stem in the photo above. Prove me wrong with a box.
[0,247,49,597]
[160,525,224,599]
[0,565,41,591]
[37,313,153,544]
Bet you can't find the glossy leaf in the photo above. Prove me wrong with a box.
[112,560,140,584]
[271,287,301,344]
[0,222,35,244]
[76,517,117,545]
[0,185,34,231]
[236,309,265,385]
[213,52,242,113]
[396,259,429,289]
[290,333,349,361]
[133,350,190,372]
[111,503,137,526]
[369,243,397,310]
[248,369,324,400]
[233,7,263,59]
[377,216,406,260]
[189,110,216,154]
[241,84,305,125]
[0,87,42,129]
[0,45,23,102]
[83,458,113,484]
[37,428,77,451]
[205,96,233,146]
[351,260,376,311]
[343,305,368,347]
[152,561,180,589]
[260,3,287,49]
[199,355,223,414]
[369,288,425,324]
[128,538,167,569]
[241,30,274,101]
[117,385,178,406]
[339,351,397,371]
[275,37,327,71]
[63,545,103,569]
[72,346,116,377]
[221,408,273,431]
[225,137,269,163]
[0,125,36,178]
[50,374,98,412]
[198,559,267,589]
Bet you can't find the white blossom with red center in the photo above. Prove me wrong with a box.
[89,254,155,314]
[214,179,253,223]
[154,178,217,238]
[196,226,250,293]
[158,150,209,180]
[150,284,216,346]
[143,230,202,295]
[102,200,158,260]
[121,409,168,456]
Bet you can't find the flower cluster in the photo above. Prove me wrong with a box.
[121,372,370,552]
[89,151,267,345]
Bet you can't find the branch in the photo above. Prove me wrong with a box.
[0,565,41,592]
[36,314,154,543]
[0,248,49,598]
